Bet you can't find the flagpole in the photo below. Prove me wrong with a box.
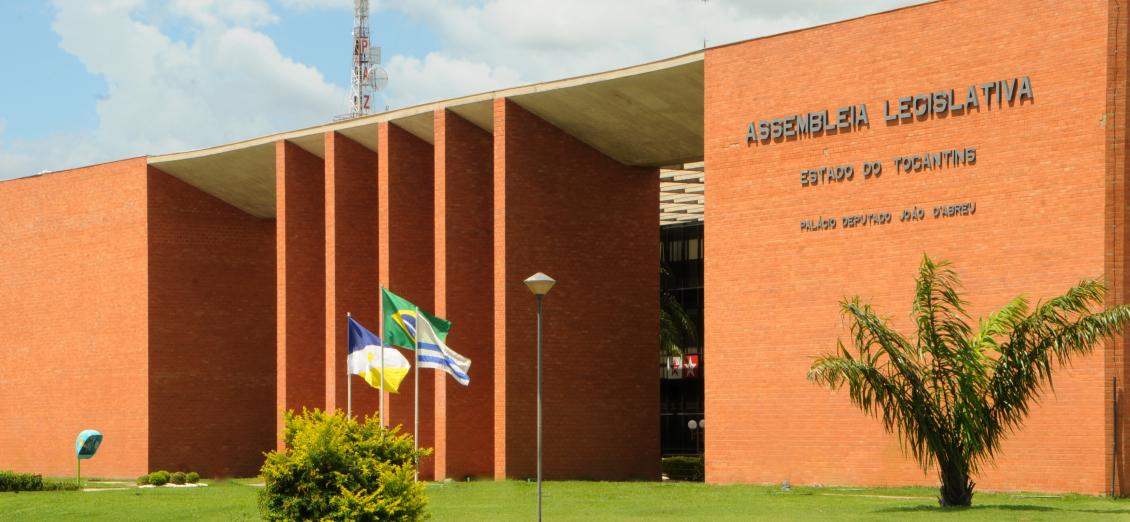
[414,305,420,483]
[347,312,352,418]
[379,287,386,427]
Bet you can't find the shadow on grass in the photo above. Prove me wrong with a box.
[876,504,1130,516]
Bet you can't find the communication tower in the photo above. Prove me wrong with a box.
[338,0,388,120]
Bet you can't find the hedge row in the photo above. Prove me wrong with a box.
[661,456,704,481]
[0,471,79,492]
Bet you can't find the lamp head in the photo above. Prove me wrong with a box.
[524,272,556,296]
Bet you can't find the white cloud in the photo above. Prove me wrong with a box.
[376,0,923,108]
[277,0,356,10]
[0,0,347,179]
[0,131,104,177]
[169,0,278,27]
[382,52,521,109]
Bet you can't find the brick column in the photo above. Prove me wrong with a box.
[276,140,326,448]
[378,122,437,478]
[1105,0,1130,495]
[433,109,495,480]
[493,99,660,480]
[325,131,380,418]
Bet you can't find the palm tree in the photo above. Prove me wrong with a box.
[661,263,696,358]
[808,255,1130,507]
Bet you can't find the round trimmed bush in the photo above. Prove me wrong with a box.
[170,472,186,485]
[136,474,150,486]
[148,470,170,486]
[186,472,200,484]
[259,409,429,521]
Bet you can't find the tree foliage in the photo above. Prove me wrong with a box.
[661,263,697,358]
[259,409,429,521]
[808,255,1130,506]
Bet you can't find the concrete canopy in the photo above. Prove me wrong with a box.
[147,51,704,219]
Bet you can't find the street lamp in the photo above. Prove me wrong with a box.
[524,272,555,522]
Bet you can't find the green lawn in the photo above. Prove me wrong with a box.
[0,479,260,521]
[3,479,1130,521]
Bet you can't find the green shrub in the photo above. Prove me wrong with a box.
[662,456,704,481]
[0,470,44,492]
[136,474,150,486]
[259,409,429,521]
[148,470,170,486]
[186,472,200,484]
[170,471,186,485]
[41,480,79,491]
[0,471,77,492]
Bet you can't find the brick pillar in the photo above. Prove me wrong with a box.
[434,109,495,480]
[276,140,327,448]
[493,99,660,480]
[378,122,437,478]
[325,131,380,417]
[1106,0,1130,495]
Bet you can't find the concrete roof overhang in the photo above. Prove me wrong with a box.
[148,51,704,218]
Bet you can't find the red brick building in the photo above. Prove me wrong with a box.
[1,0,1128,494]
[705,0,1130,495]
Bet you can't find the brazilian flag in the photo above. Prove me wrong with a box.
[381,287,451,350]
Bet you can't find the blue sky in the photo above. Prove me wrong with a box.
[0,1,440,146]
[0,0,920,179]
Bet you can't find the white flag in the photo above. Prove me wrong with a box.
[347,316,411,393]
[416,314,471,385]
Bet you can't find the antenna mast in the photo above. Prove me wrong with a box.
[338,0,387,120]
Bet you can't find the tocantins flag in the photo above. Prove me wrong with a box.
[347,316,410,393]
[381,287,451,349]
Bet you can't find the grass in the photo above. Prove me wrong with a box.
[427,482,1130,521]
[0,479,260,521]
[3,479,1130,520]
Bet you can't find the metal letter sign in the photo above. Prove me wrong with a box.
[75,429,102,459]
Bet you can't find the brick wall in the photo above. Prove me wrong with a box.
[705,0,1115,493]
[324,131,381,418]
[434,109,495,479]
[493,99,660,480]
[276,141,327,447]
[379,122,437,478]
[147,167,275,477]
[0,158,150,477]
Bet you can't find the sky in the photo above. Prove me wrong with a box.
[0,0,924,180]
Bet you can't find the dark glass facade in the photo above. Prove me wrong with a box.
[659,222,704,456]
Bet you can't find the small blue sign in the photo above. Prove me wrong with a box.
[75,430,102,459]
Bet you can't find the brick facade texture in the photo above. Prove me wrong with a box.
[0,160,277,478]
[275,140,327,448]
[147,167,276,477]
[434,109,495,479]
[379,122,438,479]
[324,131,381,417]
[704,0,1121,493]
[493,99,660,480]
[0,159,150,478]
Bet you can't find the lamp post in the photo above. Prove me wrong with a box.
[524,272,555,522]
